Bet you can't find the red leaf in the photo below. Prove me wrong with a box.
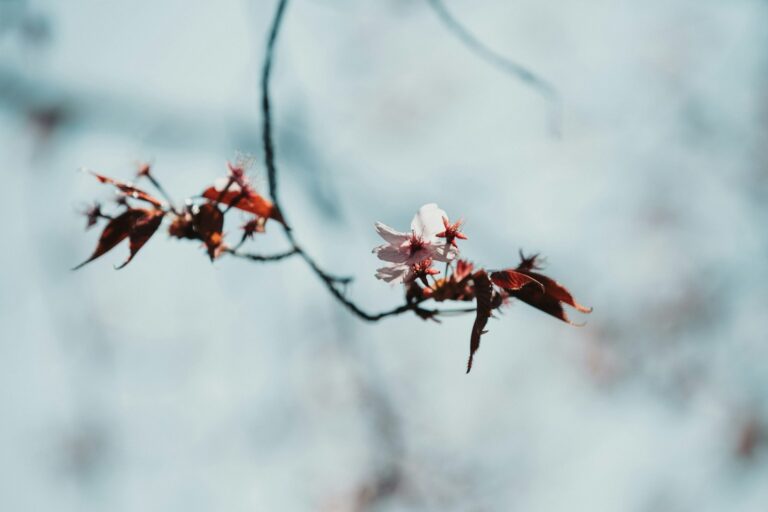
[192,202,225,261]
[82,202,104,230]
[167,210,197,240]
[115,209,165,269]
[498,255,592,324]
[73,208,162,270]
[490,269,543,291]
[467,270,493,373]
[89,171,164,208]
[241,216,266,242]
[201,186,283,223]
[514,271,592,323]
[536,273,590,313]
[453,259,474,283]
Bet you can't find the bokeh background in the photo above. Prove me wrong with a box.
[2,0,768,510]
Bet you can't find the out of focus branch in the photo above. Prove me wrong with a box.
[426,0,556,100]
[0,65,262,151]
[426,0,561,133]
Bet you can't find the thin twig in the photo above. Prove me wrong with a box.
[426,0,556,100]
[426,0,561,134]
[261,0,289,215]
[225,247,299,262]
[144,173,180,215]
[258,0,484,323]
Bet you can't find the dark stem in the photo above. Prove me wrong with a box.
[222,191,247,214]
[225,247,299,262]
[261,0,289,216]
[215,177,235,204]
[144,172,180,215]
[258,0,481,323]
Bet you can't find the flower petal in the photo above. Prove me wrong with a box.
[374,222,408,244]
[430,241,459,262]
[411,203,450,240]
[373,244,409,263]
[375,265,408,283]
[404,246,435,266]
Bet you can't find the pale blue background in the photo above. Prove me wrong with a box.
[1,0,767,510]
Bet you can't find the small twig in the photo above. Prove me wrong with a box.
[426,0,556,100]
[257,0,490,323]
[144,173,179,214]
[294,247,353,285]
[225,247,299,262]
[215,177,235,204]
[426,305,477,315]
[426,0,561,134]
[261,0,289,213]
[222,190,247,214]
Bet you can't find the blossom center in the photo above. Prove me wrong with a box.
[406,233,427,256]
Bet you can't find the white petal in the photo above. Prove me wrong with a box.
[373,244,409,263]
[411,203,449,240]
[375,265,408,283]
[404,246,434,266]
[431,242,459,262]
[374,222,408,244]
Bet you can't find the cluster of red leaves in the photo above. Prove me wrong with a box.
[492,252,592,324]
[405,252,591,373]
[76,164,591,374]
[74,163,280,269]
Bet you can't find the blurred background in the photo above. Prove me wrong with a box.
[2,0,768,510]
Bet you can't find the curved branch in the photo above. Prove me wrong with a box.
[426,0,557,101]
[258,0,410,322]
[257,0,498,323]
[261,0,289,211]
[225,247,299,262]
[426,0,562,135]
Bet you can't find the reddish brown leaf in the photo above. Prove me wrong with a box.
[490,269,543,291]
[534,272,590,312]
[82,202,105,230]
[73,209,145,269]
[517,250,545,272]
[499,254,592,324]
[241,216,266,243]
[115,209,165,269]
[428,260,478,302]
[736,417,764,460]
[168,210,197,240]
[453,259,474,282]
[514,271,592,322]
[89,171,164,208]
[192,202,225,261]
[201,186,283,223]
[467,270,492,374]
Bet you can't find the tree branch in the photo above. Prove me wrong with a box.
[426,0,557,100]
[225,247,299,262]
[426,0,561,133]
[261,0,289,211]
[258,0,469,323]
